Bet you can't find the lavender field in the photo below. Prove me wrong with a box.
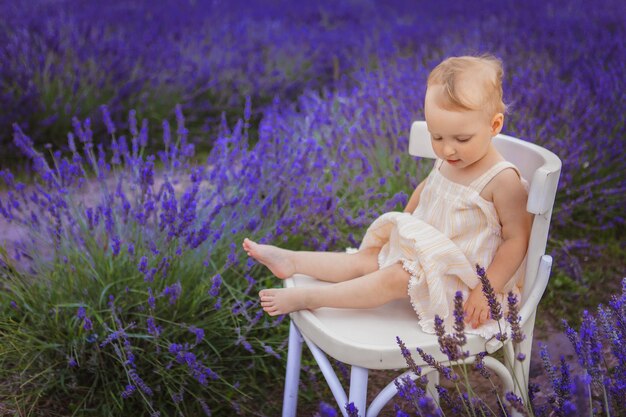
[0,0,625,416]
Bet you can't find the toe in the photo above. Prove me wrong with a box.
[259,289,275,298]
[263,306,278,314]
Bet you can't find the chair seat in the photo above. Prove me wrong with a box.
[285,274,498,370]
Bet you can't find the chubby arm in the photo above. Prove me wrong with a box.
[464,169,532,328]
[403,180,426,214]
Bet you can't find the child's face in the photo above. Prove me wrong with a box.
[424,85,503,171]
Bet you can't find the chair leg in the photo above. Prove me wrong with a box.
[349,366,368,416]
[283,321,304,417]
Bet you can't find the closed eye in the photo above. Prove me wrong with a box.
[431,135,442,141]
[456,136,472,142]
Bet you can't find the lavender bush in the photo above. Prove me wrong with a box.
[0,0,422,157]
[0,89,413,413]
[2,0,623,241]
[0,0,624,415]
[0,108,283,415]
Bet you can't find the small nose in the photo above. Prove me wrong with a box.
[443,143,455,157]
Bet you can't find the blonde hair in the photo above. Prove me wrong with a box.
[427,54,507,117]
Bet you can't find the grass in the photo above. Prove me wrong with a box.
[540,235,625,328]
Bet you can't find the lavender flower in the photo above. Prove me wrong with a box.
[147,288,156,310]
[100,105,116,135]
[100,330,124,348]
[147,316,161,337]
[317,402,337,417]
[453,291,467,346]
[171,391,183,404]
[436,386,463,415]
[506,292,525,343]
[162,282,182,305]
[474,351,491,379]
[417,397,441,417]
[262,344,281,360]
[208,274,222,297]
[345,402,359,417]
[475,264,502,321]
[198,399,212,416]
[168,343,219,386]
[121,384,136,399]
[128,110,138,138]
[138,256,148,274]
[433,311,466,361]
[415,347,458,382]
[505,392,526,414]
[128,368,153,396]
[111,236,121,256]
[83,317,93,331]
[396,336,421,377]
[189,326,205,345]
[563,311,604,386]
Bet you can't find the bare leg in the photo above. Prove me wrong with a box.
[259,263,410,316]
[242,238,380,282]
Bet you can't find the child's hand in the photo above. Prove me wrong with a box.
[463,286,490,329]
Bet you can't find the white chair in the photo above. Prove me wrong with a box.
[281,121,562,417]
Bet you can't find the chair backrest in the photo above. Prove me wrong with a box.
[408,121,561,302]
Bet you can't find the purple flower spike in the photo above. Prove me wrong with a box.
[452,291,467,345]
[209,274,222,297]
[505,392,526,414]
[506,292,525,343]
[318,402,337,417]
[415,346,458,382]
[82,317,93,331]
[138,256,148,273]
[111,236,121,256]
[162,282,182,305]
[474,351,491,379]
[128,368,153,396]
[475,264,502,321]
[100,105,116,135]
[189,326,205,345]
[121,384,136,399]
[147,288,156,310]
[147,316,161,337]
[345,402,359,417]
[128,110,138,137]
[417,396,441,417]
[396,336,421,377]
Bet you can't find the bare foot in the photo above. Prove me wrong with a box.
[259,288,308,316]
[242,238,296,279]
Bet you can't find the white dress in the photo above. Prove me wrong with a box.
[358,159,527,338]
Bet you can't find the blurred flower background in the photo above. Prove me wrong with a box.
[0,0,624,415]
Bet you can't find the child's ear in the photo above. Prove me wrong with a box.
[490,113,504,136]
